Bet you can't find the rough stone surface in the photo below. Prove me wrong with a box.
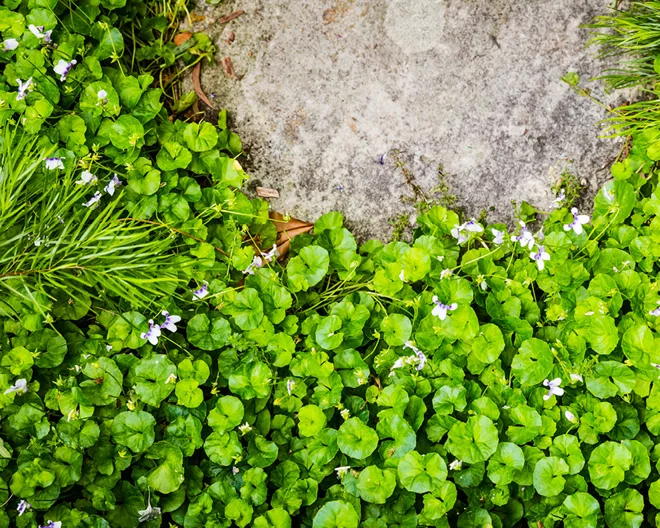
[184,0,623,240]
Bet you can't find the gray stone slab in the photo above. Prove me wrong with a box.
[185,0,624,240]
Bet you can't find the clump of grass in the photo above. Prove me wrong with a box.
[552,167,583,208]
[587,1,660,90]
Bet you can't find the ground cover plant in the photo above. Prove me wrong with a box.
[5,1,660,528]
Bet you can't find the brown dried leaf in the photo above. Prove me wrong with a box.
[256,187,280,198]
[173,32,193,46]
[219,10,245,24]
[192,62,215,109]
[269,212,313,233]
[221,57,236,79]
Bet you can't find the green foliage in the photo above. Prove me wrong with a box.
[6,1,660,528]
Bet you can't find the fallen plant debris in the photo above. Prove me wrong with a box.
[218,9,245,25]
[222,56,237,78]
[192,62,217,108]
[256,187,281,198]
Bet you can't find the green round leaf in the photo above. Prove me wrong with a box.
[337,418,379,460]
[446,415,499,464]
[397,451,448,493]
[380,314,412,346]
[312,501,359,528]
[356,466,396,504]
[111,411,156,453]
[298,405,327,437]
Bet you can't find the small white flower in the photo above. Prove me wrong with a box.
[569,373,583,383]
[403,341,426,370]
[335,466,351,479]
[553,188,566,208]
[16,77,35,100]
[440,268,453,280]
[76,170,98,185]
[449,459,462,471]
[399,269,405,282]
[238,422,252,434]
[232,466,240,475]
[340,408,350,420]
[543,378,564,400]
[2,38,19,52]
[451,219,483,244]
[286,379,295,396]
[530,245,551,271]
[4,378,28,395]
[243,255,263,275]
[651,363,660,370]
[431,295,457,321]
[160,310,181,332]
[104,174,122,196]
[563,207,590,235]
[106,345,113,351]
[192,282,208,300]
[261,244,279,262]
[97,89,108,104]
[29,25,52,43]
[511,222,536,250]
[82,191,103,208]
[165,373,177,384]
[45,157,64,170]
[41,521,62,528]
[53,58,77,81]
[140,319,161,346]
[17,500,30,516]
[137,494,161,523]
[649,301,660,317]
[491,228,505,245]
[564,410,577,423]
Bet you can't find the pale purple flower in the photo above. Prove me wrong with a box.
[45,157,64,170]
[511,222,535,249]
[16,77,34,100]
[431,295,457,321]
[543,378,564,400]
[563,207,590,235]
[440,268,453,280]
[261,244,279,262]
[76,170,97,185]
[451,219,483,244]
[104,174,122,196]
[553,188,566,207]
[40,521,61,528]
[17,500,30,516]
[491,228,505,245]
[54,59,77,81]
[192,282,208,300]
[652,363,660,370]
[2,38,18,51]
[140,319,161,345]
[403,341,426,370]
[530,245,551,271]
[29,25,52,43]
[243,255,263,275]
[650,301,660,317]
[97,89,108,105]
[286,379,295,396]
[160,310,181,332]
[82,191,102,208]
[4,378,27,395]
